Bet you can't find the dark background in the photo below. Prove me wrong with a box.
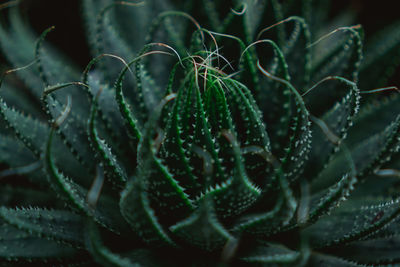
[1,0,400,84]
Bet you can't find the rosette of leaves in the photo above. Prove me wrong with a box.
[1,0,400,266]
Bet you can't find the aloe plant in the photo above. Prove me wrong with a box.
[1,0,400,266]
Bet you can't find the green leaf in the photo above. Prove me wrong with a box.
[159,85,198,193]
[0,7,80,101]
[119,179,176,247]
[310,25,362,84]
[315,115,400,190]
[254,39,292,155]
[133,53,159,125]
[185,80,227,189]
[134,92,194,223]
[113,57,143,142]
[44,129,128,234]
[145,11,191,56]
[305,198,400,249]
[82,0,133,59]
[239,165,297,235]
[42,88,95,173]
[235,0,268,43]
[88,90,128,186]
[0,95,90,184]
[304,77,360,179]
[281,17,312,91]
[0,185,59,208]
[135,62,165,117]
[201,0,221,30]
[240,242,301,265]
[0,220,81,262]
[280,84,311,184]
[308,26,363,118]
[86,72,136,166]
[347,115,400,178]
[329,235,400,265]
[95,3,135,59]
[0,207,84,245]
[114,0,168,51]
[0,97,48,158]
[308,252,362,267]
[140,153,195,222]
[34,28,95,172]
[119,96,178,247]
[347,94,400,146]
[306,173,357,226]
[360,20,400,90]
[0,7,43,98]
[0,81,43,119]
[248,0,285,47]
[232,196,285,234]
[195,129,262,219]
[170,197,233,251]
[0,134,36,169]
[257,57,311,191]
[227,80,272,186]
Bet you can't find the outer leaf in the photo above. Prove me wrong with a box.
[310,26,362,84]
[346,94,400,146]
[0,207,84,245]
[330,235,400,265]
[0,93,90,183]
[235,0,267,43]
[87,72,131,146]
[240,242,302,265]
[0,134,36,169]
[308,252,362,267]
[42,88,95,174]
[0,8,81,105]
[0,8,46,98]
[0,98,48,157]
[0,185,59,208]
[309,26,363,116]
[282,17,312,91]
[82,0,134,83]
[304,77,360,179]
[0,81,43,119]
[352,114,400,178]
[305,173,357,227]
[360,20,400,90]
[315,115,400,190]
[113,57,143,141]
[88,90,128,186]
[44,129,128,234]
[0,220,82,262]
[35,28,94,172]
[305,198,400,249]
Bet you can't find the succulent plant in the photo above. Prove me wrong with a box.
[1,0,400,266]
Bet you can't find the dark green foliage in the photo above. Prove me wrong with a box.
[1,0,400,266]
